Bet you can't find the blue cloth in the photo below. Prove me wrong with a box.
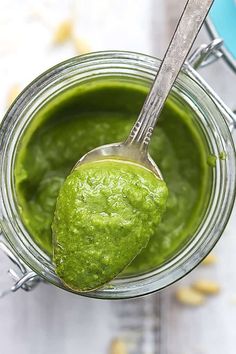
[210,0,236,59]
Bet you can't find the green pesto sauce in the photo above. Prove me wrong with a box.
[52,160,168,291]
[14,80,210,275]
[207,154,217,167]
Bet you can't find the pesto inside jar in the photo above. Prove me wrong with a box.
[14,80,210,280]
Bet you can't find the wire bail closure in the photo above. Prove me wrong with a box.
[188,38,224,69]
[0,239,41,299]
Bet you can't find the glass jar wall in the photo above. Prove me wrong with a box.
[0,52,235,299]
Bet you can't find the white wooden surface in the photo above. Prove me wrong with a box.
[0,1,236,353]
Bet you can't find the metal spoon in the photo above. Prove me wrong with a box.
[74,0,214,179]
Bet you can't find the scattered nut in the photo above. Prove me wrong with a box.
[6,84,21,108]
[175,287,205,306]
[201,253,218,266]
[53,20,73,44]
[73,37,91,54]
[192,280,220,295]
[110,338,128,354]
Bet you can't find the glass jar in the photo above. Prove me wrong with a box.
[0,49,235,299]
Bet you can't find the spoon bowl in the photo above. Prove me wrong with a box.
[73,142,163,179]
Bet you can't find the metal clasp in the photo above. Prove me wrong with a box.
[188,38,224,70]
[186,38,236,131]
[0,239,41,299]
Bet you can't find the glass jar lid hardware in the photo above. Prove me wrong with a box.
[0,240,41,298]
[188,38,224,69]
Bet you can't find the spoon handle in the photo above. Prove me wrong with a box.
[126,0,214,151]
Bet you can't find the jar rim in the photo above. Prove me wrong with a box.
[0,50,235,299]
